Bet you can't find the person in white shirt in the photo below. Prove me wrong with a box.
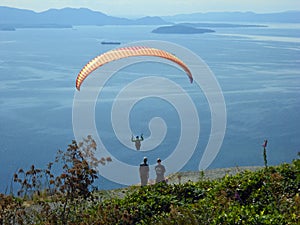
[155,158,166,183]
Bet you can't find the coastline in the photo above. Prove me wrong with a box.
[166,166,264,184]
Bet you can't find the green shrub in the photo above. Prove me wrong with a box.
[2,153,299,224]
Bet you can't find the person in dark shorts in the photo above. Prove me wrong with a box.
[132,134,144,150]
[139,157,149,186]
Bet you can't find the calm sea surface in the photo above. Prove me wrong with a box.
[0,24,299,191]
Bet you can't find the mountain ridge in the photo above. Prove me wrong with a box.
[0,6,299,30]
[163,10,300,23]
[0,6,170,28]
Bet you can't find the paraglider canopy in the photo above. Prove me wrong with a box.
[76,46,193,91]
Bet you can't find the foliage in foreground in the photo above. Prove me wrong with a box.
[95,158,299,225]
[0,136,111,224]
[1,157,299,224]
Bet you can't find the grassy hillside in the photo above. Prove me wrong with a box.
[1,157,299,224]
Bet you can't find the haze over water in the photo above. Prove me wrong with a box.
[0,22,299,191]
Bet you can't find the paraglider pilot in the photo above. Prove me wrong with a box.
[131,134,144,150]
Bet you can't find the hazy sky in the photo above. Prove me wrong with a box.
[1,0,299,17]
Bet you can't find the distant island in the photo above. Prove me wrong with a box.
[152,25,215,34]
[0,24,72,31]
[179,22,268,28]
[0,25,16,31]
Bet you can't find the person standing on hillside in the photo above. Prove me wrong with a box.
[155,158,166,183]
[139,157,149,186]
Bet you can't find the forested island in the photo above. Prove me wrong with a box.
[152,24,215,34]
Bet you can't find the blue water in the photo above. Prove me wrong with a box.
[0,24,299,191]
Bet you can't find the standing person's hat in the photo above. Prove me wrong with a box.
[157,158,161,162]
